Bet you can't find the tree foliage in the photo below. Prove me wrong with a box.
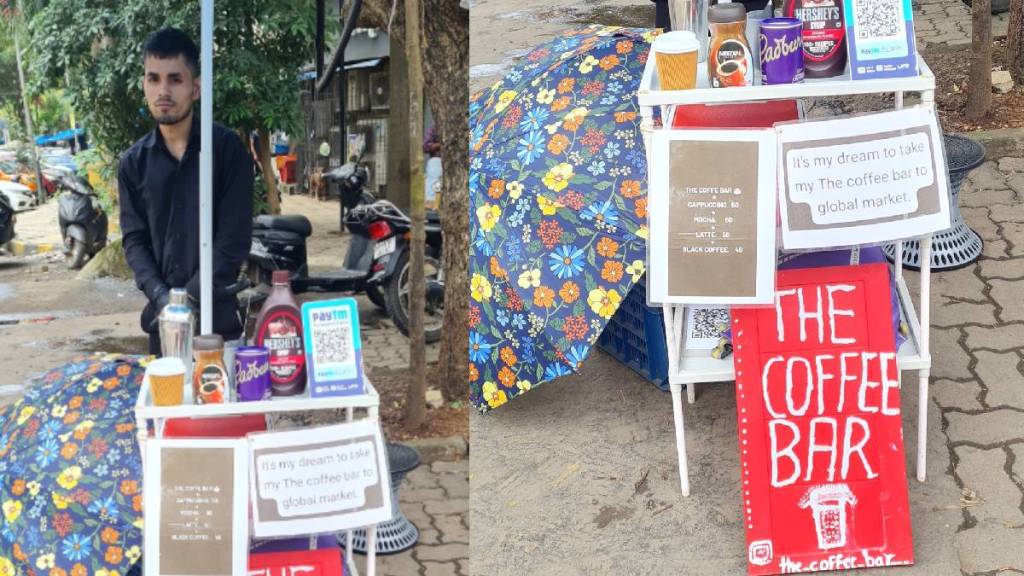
[27,0,316,156]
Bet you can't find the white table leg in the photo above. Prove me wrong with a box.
[366,525,378,576]
[917,369,929,482]
[671,383,690,497]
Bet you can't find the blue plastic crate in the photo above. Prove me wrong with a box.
[596,274,670,390]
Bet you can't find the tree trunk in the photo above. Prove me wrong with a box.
[256,127,281,215]
[422,0,469,403]
[1009,0,1024,85]
[403,0,427,431]
[968,0,993,119]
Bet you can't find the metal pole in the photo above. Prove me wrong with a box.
[200,0,214,334]
[12,0,45,205]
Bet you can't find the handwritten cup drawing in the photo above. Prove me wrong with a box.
[799,484,857,550]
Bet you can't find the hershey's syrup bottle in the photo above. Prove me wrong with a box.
[783,0,847,78]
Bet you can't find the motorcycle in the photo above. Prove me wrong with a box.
[247,155,444,343]
[57,173,108,269]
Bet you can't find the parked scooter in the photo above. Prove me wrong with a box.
[57,173,108,269]
[247,154,444,342]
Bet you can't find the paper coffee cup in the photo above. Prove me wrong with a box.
[654,31,700,90]
[147,357,186,406]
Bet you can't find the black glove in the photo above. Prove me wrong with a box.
[147,284,171,331]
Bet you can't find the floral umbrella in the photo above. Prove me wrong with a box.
[469,25,658,412]
[0,354,147,576]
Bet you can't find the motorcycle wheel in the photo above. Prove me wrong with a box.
[385,249,444,344]
[366,285,387,309]
[67,239,87,270]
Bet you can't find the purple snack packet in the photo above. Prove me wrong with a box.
[235,346,272,402]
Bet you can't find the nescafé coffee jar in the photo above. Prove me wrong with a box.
[708,3,754,88]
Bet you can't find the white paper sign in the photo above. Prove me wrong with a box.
[248,420,391,537]
[776,107,951,249]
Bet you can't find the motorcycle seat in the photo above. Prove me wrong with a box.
[254,214,312,237]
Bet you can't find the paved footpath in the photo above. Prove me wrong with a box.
[914,0,1009,48]
[925,150,1024,574]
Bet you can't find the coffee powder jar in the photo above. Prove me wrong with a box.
[708,3,754,88]
[193,334,228,404]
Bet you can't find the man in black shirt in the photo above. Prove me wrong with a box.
[119,27,253,355]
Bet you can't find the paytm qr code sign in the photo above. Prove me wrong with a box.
[248,420,392,537]
[302,298,365,397]
[731,264,913,575]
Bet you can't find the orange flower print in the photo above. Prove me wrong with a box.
[120,480,139,496]
[60,443,78,460]
[615,111,637,123]
[49,569,68,576]
[489,257,507,280]
[487,178,505,199]
[559,281,581,304]
[616,40,634,54]
[498,367,517,388]
[116,364,131,377]
[105,546,124,565]
[551,96,571,112]
[557,78,576,93]
[602,261,624,283]
[560,190,585,211]
[596,237,619,258]
[534,286,556,308]
[115,423,135,434]
[635,197,648,218]
[563,315,589,341]
[599,55,620,70]
[71,564,87,576]
[500,346,518,367]
[62,412,80,425]
[538,220,564,249]
[103,377,119,390]
[68,396,83,409]
[11,480,25,497]
[469,364,479,382]
[620,180,642,198]
[12,543,26,562]
[547,134,570,155]
[133,494,143,513]
[101,526,121,545]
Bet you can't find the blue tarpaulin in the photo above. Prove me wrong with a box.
[35,127,85,146]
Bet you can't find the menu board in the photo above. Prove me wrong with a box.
[648,130,778,304]
[144,439,249,576]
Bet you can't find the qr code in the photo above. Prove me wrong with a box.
[312,321,353,364]
[690,308,730,340]
[854,0,903,39]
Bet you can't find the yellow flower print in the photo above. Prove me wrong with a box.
[49,404,67,418]
[579,55,600,73]
[2,500,21,523]
[545,122,561,135]
[471,274,493,302]
[517,269,541,289]
[636,225,649,240]
[517,380,532,392]
[26,481,40,497]
[56,466,83,490]
[536,195,564,216]
[126,546,142,563]
[536,88,556,105]
[482,382,507,409]
[0,557,14,576]
[52,492,72,510]
[626,260,646,283]
[87,377,103,393]
[588,288,622,319]
[35,554,55,570]
[542,163,574,193]
[564,107,589,125]
[494,90,518,113]
[16,406,35,425]
[476,204,501,233]
[506,181,524,200]
[133,517,144,529]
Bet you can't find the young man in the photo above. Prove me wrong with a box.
[118,27,253,355]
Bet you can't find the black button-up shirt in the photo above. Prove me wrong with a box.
[118,115,252,331]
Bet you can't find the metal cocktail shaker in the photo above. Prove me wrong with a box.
[159,288,194,384]
[669,0,710,62]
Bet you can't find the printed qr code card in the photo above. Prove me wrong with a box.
[301,298,365,397]
[846,0,918,80]
[684,306,731,350]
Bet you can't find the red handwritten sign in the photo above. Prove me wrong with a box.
[732,263,913,575]
[248,549,344,576]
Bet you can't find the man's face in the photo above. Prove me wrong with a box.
[143,55,199,126]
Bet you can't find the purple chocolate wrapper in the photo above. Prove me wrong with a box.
[235,346,272,402]
[760,18,804,85]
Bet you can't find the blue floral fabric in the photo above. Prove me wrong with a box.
[469,26,657,412]
[0,354,147,576]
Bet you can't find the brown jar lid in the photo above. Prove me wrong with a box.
[272,270,290,285]
[194,334,225,351]
[709,3,747,23]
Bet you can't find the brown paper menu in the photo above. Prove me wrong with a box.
[145,439,248,576]
[667,140,759,298]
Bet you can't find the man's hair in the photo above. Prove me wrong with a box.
[143,27,199,77]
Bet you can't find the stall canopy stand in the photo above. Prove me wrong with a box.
[200,0,213,334]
